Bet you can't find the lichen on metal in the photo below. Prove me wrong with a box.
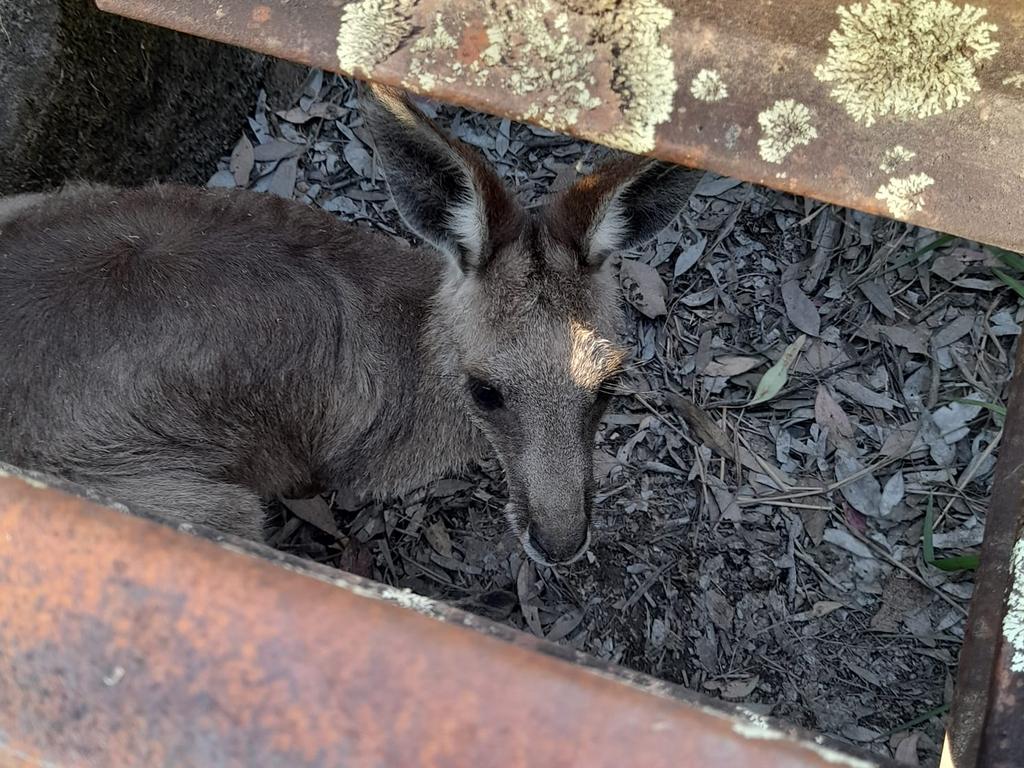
[875,172,936,219]
[814,0,1000,126]
[1007,537,1024,673]
[757,99,818,164]
[0,473,886,768]
[336,0,416,75]
[690,69,728,102]
[89,0,1024,290]
[367,0,677,153]
[879,145,917,173]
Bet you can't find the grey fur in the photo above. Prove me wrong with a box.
[0,86,698,564]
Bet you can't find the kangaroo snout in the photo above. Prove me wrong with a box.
[525,519,591,566]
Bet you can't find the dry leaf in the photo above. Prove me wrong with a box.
[879,471,905,518]
[815,385,854,438]
[932,399,982,444]
[857,279,896,319]
[229,135,254,187]
[667,393,735,461]
[782,280,821,336]
[343,142,374,177]
[620,258,668,318]
[281,496,341,537]
[749,335,806,406]
[252,139,304,162]
[276,103,342,123]
[881,420,921,457]
[834,378,898,411]
[823,527,873,558]
[673,235,706,277]
[880,326,928,355]
[933,312,974,348]
[812,600,844,618]
[269,156,298,199]
[704,355,762,378]
[424,520,453,558]
[207,169,236,188]
[834,450,883,517]
[721,676,759,699]
[930,254,966,282]
[894,732,922,766]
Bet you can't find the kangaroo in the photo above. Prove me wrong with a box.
[0,84,698,565]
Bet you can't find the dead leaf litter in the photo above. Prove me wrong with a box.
[208,71,1019,766]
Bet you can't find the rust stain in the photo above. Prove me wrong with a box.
[91,0,1024,251]
[457,23,489,66]
[251,4,271,23]
[945,338,1024,768]
[0,473,886,767]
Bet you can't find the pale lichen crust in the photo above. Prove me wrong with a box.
[1007,538,1024,673]
[815,0,1000,126]
[879,145,917,173]
[340,0,678,154]
[757,100,818,164]
[336,0,418,76]
[876,172,936,218]
[690,69,728,102]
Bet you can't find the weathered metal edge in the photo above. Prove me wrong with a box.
[92,0,1024,252]
[944,336,1023,768]
[0,466,890,768]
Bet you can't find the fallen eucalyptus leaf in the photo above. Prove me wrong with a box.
[748,335,806,406]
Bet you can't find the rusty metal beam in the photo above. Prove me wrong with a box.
[944,336,1024,768]
[0,470,888,768]
[93,0,1024,252]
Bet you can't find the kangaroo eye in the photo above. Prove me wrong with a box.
[467,377,504,411]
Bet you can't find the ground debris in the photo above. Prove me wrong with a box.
[214,71,1019,767]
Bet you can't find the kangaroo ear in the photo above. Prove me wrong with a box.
[358,82,521,273]
[548,158,700,269]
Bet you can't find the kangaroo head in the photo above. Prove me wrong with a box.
[362,84,696,566]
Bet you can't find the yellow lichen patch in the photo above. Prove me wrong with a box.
[757,100,818,164]
[1004,74,1024,88]
[409,15,461,90]
[398,0,676,154]
[593,0,677,153]
[336,0,417,75]
[880,145,917,173]
[568,321,628,390]
[690,69,728,102]
[876,173,936,218]
[480,3,602,126]
[815,0,999,126]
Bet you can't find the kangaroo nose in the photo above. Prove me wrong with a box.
[527,523,589,565]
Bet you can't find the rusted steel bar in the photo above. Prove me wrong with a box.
[93,0,1024,251]
[945,337,1024,768]
[0,470,887,768]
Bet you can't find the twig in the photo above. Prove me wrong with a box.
[934,428,1003,528]
[851,532,967,616]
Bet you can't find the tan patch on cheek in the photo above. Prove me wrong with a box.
[568,320,626,390]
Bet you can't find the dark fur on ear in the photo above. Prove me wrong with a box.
[546,157,700,268]
[358,81,522,272]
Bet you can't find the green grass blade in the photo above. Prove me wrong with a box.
[910,234,955,261]
[923,493,935,564]
[994,267,1024,300]
[954,398,1007,417]
[879,703,951,738]
[991,246,1024,273]
[922,493,980,571]
[932,554,980,572]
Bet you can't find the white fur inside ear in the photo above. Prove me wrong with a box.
[587,190,628,259]
[446,189,486,262]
